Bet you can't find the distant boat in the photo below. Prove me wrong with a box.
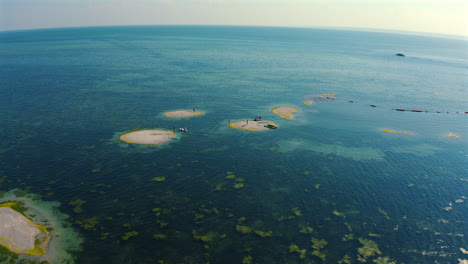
[411,110,423,112]
[396,53,405,57]
[370,105,377,107]
[395,109,406,111]
[266,124,278,129]
[179,128,188,132]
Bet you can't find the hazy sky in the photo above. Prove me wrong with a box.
[1,0,467,36]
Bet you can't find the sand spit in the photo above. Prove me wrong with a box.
[164,110,204,118]
[271,106,299,120]
[229,120,278,131]
[120,129,176,145]
[0,205,49,255]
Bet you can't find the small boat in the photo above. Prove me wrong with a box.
[411,110,423,112]
[395,109,406,111]
[370,105,377,107]
[179,128,188,132]
[266,124,278,129]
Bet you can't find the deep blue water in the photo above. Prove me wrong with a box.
[0,26,467,264]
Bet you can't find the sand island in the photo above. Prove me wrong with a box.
[164,110,204,118]
[271,106,299,120]
[382,129,411,135]
[0,201,49,256]
[120,129,176,145]
[0,190,83,264]
[229,119,279,132]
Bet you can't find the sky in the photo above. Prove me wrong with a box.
[1,0,467,36]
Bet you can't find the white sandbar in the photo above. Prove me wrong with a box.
[229,120,278,131]
[271,106,299,120]
[0,207,48,255]
[120,129,176,145]
[164,110,204,118]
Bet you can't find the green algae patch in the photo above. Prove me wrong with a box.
[299,226,314,234]
[69,199,86,214]
[75,217,99,230]
[342,233,354,241]
[310,238,328,262]
[338,254,353,264]
[150,177,166,182]
[333,210,344,216]
[292,207,302,216]
[373,256,397,264]
[233,183,245,189]
[289,243,307,259]
[235,225,252,234]
[311,249,327,262]
[311,238,328,250]
[153,233,167,240]
[192,230,212,242]
[242,255,253,264]
[122,231,139,240]
[357,238,382,260]
[254,230,273,238]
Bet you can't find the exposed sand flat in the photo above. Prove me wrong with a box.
[382,129,411,135]
[120,129,175,145]
[229,120,278,131]
[0,206,48,255]
[271,106,299,120]
[302,100,314,105]
[164,110,204,118]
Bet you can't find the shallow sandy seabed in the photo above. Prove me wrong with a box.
[164,110,204,118]
[120,129,175,145]
[271,106,299,120]
[303,100,314,105]
[229,120,278,131]
[0,207,48,255]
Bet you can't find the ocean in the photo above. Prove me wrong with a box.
[0,25,466,264]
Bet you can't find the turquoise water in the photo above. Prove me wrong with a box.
[0,26,467,263]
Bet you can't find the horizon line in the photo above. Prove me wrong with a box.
[1,24,467,40]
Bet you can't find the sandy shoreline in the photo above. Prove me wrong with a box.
[164,110,204,118]
[271,106,299,120]
[229,120,278,131]
[120,129,176,145]
[0,205,49,255]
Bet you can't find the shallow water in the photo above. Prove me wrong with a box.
[0,26,467,264]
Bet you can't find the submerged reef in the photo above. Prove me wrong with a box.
[0,190,83,264]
